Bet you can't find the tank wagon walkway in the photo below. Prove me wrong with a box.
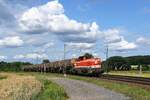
[51,78,130,100]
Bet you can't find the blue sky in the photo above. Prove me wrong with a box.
[0,0,150,63]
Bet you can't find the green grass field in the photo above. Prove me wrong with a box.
[33,73,68,100]
[0,72,68,100]
[33,80,68,100]
[34,73,150,100]
[0,72,150,100]
[68,75,150,100]
[107,71,150,78]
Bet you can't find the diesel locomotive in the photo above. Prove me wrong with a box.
[23,54,104,76]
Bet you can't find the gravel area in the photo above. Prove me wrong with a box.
[51,78,130,100]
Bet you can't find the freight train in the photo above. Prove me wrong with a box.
[23,54,104,76]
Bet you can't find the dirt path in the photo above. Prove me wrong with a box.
[51,78,130,100]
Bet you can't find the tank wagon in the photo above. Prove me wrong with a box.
[23,55,104,76]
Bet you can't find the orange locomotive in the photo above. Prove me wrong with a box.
[71,56,103,76]
[74,58,101,68]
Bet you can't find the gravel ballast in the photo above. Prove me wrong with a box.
[51,78,130,100]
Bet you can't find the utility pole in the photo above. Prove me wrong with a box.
[35,51,39,64]
[63,44,67,77]
[79,47,82,55]
[64,44,66,60]
[36,56,39,64]
[106,44,109,73]
[106,44,109,60]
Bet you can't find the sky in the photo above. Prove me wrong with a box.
[0,0,150,63]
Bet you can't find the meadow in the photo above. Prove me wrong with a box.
[107,70,150,78]
[68,75,150,100]
[0,72,68,100]
[0,72,150,100]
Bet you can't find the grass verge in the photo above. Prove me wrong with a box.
[108,71,150,78]
[68,75,150,100]
[33,74,68,100]
[34,79,68,100]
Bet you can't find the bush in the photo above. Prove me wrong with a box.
[0,61,32,72]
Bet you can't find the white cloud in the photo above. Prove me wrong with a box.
[14,53,48,60]
[19,0,64,34]
[13,54,24,59]
[25,53,48,59]
[66,42,95,49]
[0,0,147,61]
[0,55,7,60]
[43,42,54,48]
[136,36,150,45]
[72,54,77,58]
[0,36,24,47]
[19,0,137,52]
[102,28,122,43]
[25,35,53,47]
[109,37,137,51]
[19,0,100,43]
[34,42,54,53]
[99,28,137,51]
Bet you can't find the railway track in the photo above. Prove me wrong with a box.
[100,74,150,86]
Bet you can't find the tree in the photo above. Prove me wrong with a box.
[126,55,150,65]
[42,59,50,64]
[83,53,94,59]
[125,56,150,71]
[0,61,32,72]
[106,56,131,71]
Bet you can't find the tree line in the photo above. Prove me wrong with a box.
[102,55,150,71]
[0,61,32,72]
[0,54,150,72]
